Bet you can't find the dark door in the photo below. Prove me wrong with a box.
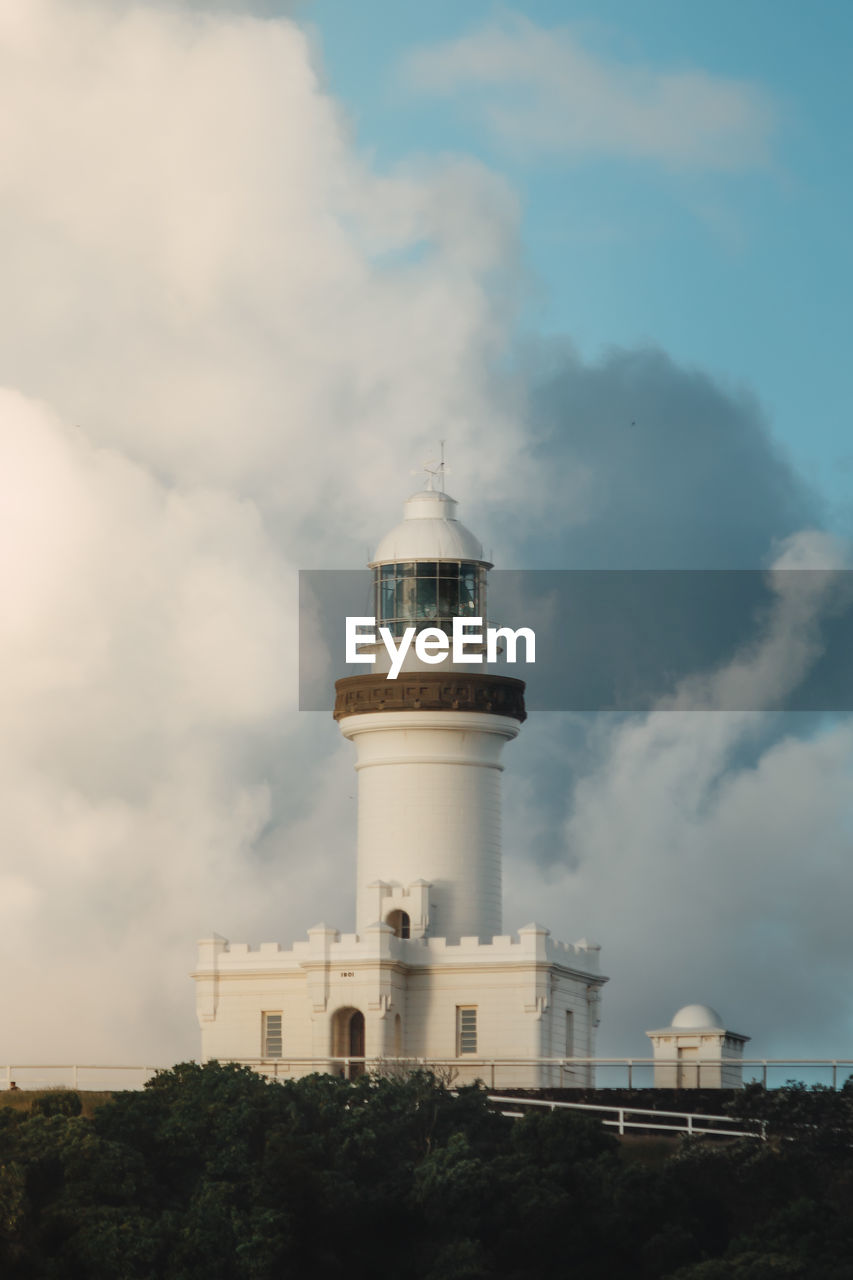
[348,1010,365,1076]
[349,1010,365,1057]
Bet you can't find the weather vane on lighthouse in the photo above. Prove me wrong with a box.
[419,440,449,492]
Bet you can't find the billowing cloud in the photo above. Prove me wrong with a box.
[0,0,845,1076]
[565,711,853,1060]
[404,14,776,171]
[498,368,852,1063]
[0,0,531,544]
[515,343,819,570]
[0,0,530,1064]
[504,535,853,1061]
[0,385,319,1060]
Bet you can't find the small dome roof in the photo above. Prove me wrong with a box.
[371,488,489,566]
[671,1003,723,1029]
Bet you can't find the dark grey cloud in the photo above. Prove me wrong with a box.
[517,342,819,570]
[491,344,853,1062]
[469,342,832,875]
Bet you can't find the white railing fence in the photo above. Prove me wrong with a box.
[2,1065,162,1092]
[487,1094,764,1140]
[3,1057,853,1093]
[225,1056,853,1091]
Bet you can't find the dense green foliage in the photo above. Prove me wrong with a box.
[1,1065,853,1278]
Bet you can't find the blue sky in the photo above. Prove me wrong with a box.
[308,0,853,523]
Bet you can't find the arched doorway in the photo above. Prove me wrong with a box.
[331,1007,366,1078]
[386,909,411,939]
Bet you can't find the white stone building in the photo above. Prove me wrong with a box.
[646,1004,749,1088]
[193,483,607,1087]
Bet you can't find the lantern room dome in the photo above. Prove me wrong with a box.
[370,488,490,567]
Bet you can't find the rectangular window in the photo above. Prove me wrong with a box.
[457,1006,478,1055]
[438,579,457,617]
[416,577,437,618]
[396,576,417,619]
[565,1010,574,1058]
[459,566,477,613]
[380,578,396,622]
[262,1012,282,1059]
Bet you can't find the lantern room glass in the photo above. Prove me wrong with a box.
[374,561,486,637]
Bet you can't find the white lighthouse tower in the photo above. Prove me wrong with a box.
[339,482,521,945]
[194,481,606,1087]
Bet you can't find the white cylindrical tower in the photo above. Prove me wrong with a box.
[334,485,525,943]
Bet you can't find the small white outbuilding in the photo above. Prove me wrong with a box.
[646,1004,750,1088]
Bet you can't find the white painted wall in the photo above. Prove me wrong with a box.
[338,710,520,942]
[646,1030,747,1088]
[194,925,605,1089]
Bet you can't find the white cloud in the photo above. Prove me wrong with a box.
[0,1,533,531]
[505,537,853,1061]
[0,0,534,1064]
[0,0,840,1074]
[0,387,311,1059]
[556,713,853,1061]
[404,14,775,171]
[664,531,852,712]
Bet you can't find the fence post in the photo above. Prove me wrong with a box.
[833,1061,838,1089]
[762,1061,767,1088]
[687,1113,693,1136]
[490,1061,495,1090]
[618,1108,625,1136]
[627,1059,632,1090]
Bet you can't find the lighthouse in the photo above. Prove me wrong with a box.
[193,480,607,1087]
[336,481,524,945]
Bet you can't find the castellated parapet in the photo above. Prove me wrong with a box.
[194,915,603,1089]
[196,920,602,975]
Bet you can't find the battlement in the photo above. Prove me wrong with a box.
[195,922,601,977]
[410,925,601,974]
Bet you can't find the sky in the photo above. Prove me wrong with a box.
[2,0,853,1069]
